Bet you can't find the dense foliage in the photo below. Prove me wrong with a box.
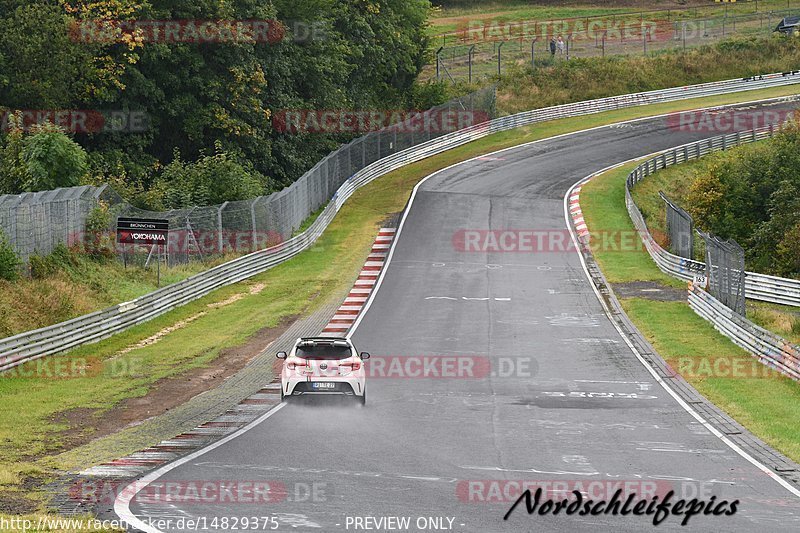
[685,120,800,278]
[0,0,433,207]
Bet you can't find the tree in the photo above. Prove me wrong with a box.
[21,125,88,191]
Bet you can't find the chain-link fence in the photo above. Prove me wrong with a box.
[0,185,123,263]
[429,5,800,82]
[0,87,497,267]
[699,230,747,316]
[659,191,695,260]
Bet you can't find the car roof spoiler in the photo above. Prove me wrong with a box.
[298,336,351,346]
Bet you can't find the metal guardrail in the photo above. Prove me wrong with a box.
[3,71,800,371]
[626,126,800,307]
[689,282,800,381]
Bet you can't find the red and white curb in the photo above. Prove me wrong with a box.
[78,229,396,480]
[568,186,590,242]
[321,228,395,336]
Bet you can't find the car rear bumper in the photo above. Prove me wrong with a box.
[283,377,365,397]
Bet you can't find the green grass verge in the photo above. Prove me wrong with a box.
[1,81,799,520]
[582,154,800,463]
[579,162,685,288]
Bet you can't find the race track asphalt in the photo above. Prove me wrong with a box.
[123,98,800,532]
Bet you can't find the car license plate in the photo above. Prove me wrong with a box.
[311,382,335,389]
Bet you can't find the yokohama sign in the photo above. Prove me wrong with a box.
[116,217,169,245]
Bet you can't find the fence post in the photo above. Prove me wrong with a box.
[435,47,443,80]
[218,202,228,254]
[250,197,260,252]
[497,41,504,76]
[682,22,686,51]
[469,45,475,83]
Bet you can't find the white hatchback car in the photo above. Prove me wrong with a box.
[277,337,370,405]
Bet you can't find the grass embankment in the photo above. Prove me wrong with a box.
[0,250,238,338]
[428,0,789,36]
[628,148,800,344]
[2,80,800,531]
[581,162,800,463]
[495,37,800,114]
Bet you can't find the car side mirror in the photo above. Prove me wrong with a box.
[360,352,370,360]
[276,351,287,359]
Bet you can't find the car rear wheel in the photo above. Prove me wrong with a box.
[358,389,366,406]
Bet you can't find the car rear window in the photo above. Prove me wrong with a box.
[295,344,352,360]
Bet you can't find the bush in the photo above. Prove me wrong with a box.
[29,244,77,279]
[83,202,115,260]
[152,142,265,209]
[0,117,89,193]
[685,119,800,277]
[0,230,20,281]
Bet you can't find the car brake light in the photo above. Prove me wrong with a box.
[340,361,361,371]
[287,360,307,370]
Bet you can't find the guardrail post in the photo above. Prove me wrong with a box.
[218,201,228,254]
